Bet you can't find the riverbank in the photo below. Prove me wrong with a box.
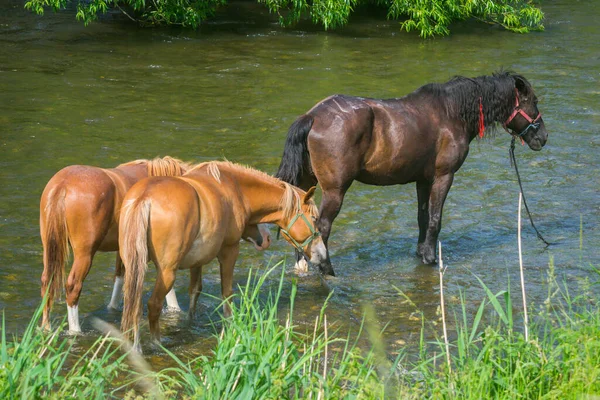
[1,260,599,399]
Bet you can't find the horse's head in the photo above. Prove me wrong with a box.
[504,76,548,151]
[242,224,271,251]
[279,186,327,266]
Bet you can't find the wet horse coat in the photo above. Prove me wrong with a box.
[276,72,548,274]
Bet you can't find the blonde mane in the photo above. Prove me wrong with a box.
[119,156,192,177]
[187,161,318,218]
[280,183,302,220]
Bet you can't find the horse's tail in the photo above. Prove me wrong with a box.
[275,114,314,186]
[120,197,151,341]
[40,186,69,318]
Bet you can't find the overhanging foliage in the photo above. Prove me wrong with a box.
[25,0,544,37]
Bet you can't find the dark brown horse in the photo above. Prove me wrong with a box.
[276,72,548,275]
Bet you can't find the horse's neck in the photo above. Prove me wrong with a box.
[233,173,288,225]
[456,82,514,141]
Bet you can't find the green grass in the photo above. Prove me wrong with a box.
[1,259,599,399]
[400,258,600,399]
[0,298,127,398]
[151,263,386,399]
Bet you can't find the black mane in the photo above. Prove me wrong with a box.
[422,71,534,138]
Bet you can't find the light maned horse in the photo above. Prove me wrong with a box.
[40,156,191,332]
[119,161,325,351]
[276,72,548,274]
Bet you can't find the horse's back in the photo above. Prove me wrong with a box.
[304,94,438,185]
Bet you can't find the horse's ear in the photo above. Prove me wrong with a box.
[303,186,317,204]
[514,76,529,96]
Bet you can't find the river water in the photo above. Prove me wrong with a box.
[1,0,599,364]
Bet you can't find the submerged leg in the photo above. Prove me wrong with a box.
[416,180,432,257]
[422,173,454,264]
[188,265,203,319]
[218,244,240,318]
[314,188,347,276]
[65,249,95,333]
[107,253,124,310]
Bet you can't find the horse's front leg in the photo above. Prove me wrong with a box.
[217,243,240,318]
[422,173,454,264]
[314,188,348,277]
[416,180,432,257]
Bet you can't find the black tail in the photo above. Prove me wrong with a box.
[275,114,314,186]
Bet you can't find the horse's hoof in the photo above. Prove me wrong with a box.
[416,243,425,257]
[318,261,336,277]
[421,255,437,265]
[150,338,162,351]
[132,343,143,355]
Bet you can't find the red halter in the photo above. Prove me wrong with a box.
[504,89,542,132]
[503,89,542,145]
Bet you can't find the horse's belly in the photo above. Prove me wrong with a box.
[356,168,418,186]
[179,238,219,270]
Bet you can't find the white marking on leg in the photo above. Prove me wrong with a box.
[67,305,81,333]
[165,288,181,312]
[133,329,142,354]
[107,276,124,310]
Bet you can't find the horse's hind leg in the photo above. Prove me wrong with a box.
[148,266,177,343]
[65,248,95,333]
[107,254,177,312]
[107,253,124,310]
[416,180,432,257]
[422,173,454,264]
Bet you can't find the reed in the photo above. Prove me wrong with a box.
[151,261,385,399]
[0,297,127,399]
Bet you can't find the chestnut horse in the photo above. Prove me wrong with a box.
[119,161,325,351]
[40,156,191,332]
[276,72,548,275]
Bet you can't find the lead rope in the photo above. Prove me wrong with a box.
[509,137,552,246]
